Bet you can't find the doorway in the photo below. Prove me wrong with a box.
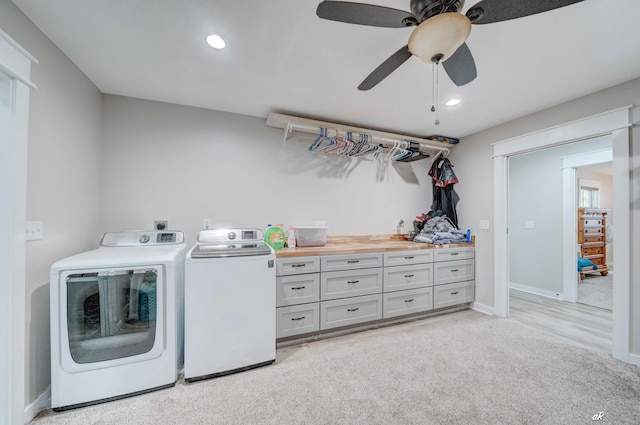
[492,106,632,362]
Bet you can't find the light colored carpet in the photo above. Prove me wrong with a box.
[33,310,640,425]
[578,272,613,310]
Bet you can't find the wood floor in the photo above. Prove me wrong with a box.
[509,289,613,353]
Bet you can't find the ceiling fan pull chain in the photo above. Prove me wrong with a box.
[430,62,436,113]
[435,62,440,126]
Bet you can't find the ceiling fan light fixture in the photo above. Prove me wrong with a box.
[408,12,471,63]
[206,34,226,49]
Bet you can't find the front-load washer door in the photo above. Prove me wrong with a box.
[58,266,165,372]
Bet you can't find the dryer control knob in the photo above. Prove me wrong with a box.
[139,234,150,243]
[228,232,236,240]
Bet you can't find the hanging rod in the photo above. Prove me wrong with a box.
[265,112,453,157]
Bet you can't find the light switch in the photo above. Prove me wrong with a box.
[479,220,490,230]
[524,220,535,229]
[26,221,43,241]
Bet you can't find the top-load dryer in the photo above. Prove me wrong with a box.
[49,230,188,410]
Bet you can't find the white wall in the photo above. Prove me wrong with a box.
[0,0,103,414]
[507,137,611,295]
[453,77,640,358]
[101,95,436,245]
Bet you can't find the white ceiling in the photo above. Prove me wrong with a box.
[12,0,640,138]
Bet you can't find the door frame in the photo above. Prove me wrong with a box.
[492,106,632,362]
[0,28,36,425]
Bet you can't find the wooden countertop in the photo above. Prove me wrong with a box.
[274,234,474,258]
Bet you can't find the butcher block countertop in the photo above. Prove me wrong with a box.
[275,234,475,258]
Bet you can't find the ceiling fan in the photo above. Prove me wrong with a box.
[316,0,584,90]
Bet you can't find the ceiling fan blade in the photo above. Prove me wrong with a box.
[442,43,477,86]
[358,45,413,91]
[317,1,416,28]
[466,0,583,24]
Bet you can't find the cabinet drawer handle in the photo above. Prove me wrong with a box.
[450,269,459,272]
[451,291,459,295]
[291,316,306,321]
[347,280,359,284]
[404,256,414,260]
[291,286,306,290]
[404,274,414,278]
[291,264,306,268]
[450,252,459,256]
[347,307,359,312]
[404,299,414,303]
[347,260,360,264]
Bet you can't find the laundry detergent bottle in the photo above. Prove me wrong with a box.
[264,224,285,250]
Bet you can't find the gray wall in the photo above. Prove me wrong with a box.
[101,95,435,246]
[0,0,103,408]
[452,77,640,356]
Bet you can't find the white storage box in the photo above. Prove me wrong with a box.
[294,226,328,247]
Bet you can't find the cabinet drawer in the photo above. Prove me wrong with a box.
[276,274,320,307]
[433,247,474,262]
[276,304,320,339]
[321,268,382,301]
[320,294,382,330]
[321,253,383,272]
[383,263,433,292]
[434,259,474,286]
[383,287,433,319]
[276,256,320,276]
[582,246,604,256]
[433,281,474,309]
[383,250,433,267]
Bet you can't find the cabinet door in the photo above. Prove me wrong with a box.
[433,247,474,262]
[276,256,320,276]
[383,287,433,319]
[276,274,320,307]
[320,253,383,272]
[434,259,475,286]
[276,304,320,338]
[383,263,433,292]
[320,294,382,330]
[320,268,382,301]
[433,281,474,309]
[383,250,433,267]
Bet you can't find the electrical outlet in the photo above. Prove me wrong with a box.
[524,220,535,229]
[26,221,43,241]
[392,220,399,231]
[203,219,212,230]
[154,220,168,231]
[315,220,326,227]
[479,220,490,230]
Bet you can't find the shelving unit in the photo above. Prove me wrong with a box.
[577,207,608,280]
[265,112,453,160]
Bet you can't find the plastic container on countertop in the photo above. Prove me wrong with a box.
[287,226,296,249]
[264,224,286,250]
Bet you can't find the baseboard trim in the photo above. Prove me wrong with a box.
[629,353,640,367]
[24,386,50,424]
[471,302,494,316]
[509,283,564,300]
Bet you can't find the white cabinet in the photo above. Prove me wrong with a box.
[276,245,474,340]
[276,256,320,338]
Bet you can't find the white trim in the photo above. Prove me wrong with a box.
[493,106,632,363]
[0,28,38,64]
[0,30,34,425]
[471,302,494,316]
[629,354,640,367]
[492,106,632,157]
[509,283,563,300]
[23,387,50,424]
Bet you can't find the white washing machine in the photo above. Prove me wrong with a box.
[49,230,188,410]
[184,228,276,382]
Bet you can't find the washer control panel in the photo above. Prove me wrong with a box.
[197,228,263,244]
[101,230,185,246]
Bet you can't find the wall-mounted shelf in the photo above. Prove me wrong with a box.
[265,113,453,160]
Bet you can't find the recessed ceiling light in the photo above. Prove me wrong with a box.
[206,34,226,49]
[446,98,461,106]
